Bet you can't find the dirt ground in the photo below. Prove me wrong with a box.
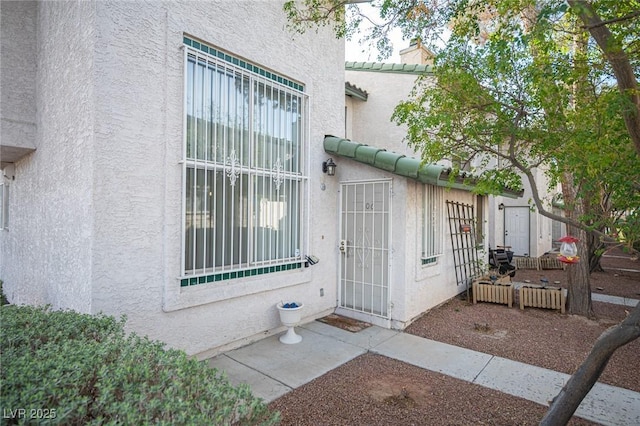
[515,248,639,300]
[269,249,639,425]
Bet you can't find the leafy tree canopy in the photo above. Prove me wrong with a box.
[285,0,640,248]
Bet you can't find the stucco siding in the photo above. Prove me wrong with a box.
[403,188,478,325]
[85,1,343,355]
[90,1,171,325]
[0,1,37,164]
[342,67,475,328]
[345,69,421,156]
[490,167,556,257]
[0,1,95,311]
[1,0,343,356]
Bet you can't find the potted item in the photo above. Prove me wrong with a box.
[276,302,304,344]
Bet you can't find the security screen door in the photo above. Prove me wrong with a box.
[338,180,391,322]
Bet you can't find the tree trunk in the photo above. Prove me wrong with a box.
[540,303,640,425]
[567,0,640,157]
[589,252,604,274]
[587,233,605,273]
[561,174,594,317]
[565,228,593,317]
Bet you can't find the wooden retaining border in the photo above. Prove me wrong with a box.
[514,256,564,270]
[519,286,565,313]
[539,256,564,270]
[472,280,513,308]
[514,257,539,270]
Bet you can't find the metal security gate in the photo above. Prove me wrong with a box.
[446,201,482,296]
[337,180,391,326]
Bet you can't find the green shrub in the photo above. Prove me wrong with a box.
[0,305,279,425]
[0,280,8,306]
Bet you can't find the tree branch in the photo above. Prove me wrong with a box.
[567,0,640,157]
[540,303,640,425]
[582,9,640,29]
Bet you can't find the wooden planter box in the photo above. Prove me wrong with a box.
[519,286,565,313]
[472,280,513,307]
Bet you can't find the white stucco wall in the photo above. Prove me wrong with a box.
[1,1,95,311]
[342,67,488,328]
[0,1,37,164]
[90,1,343,356]
[345,69,422,156]
[489,167,557,257]
[1,0,344,357]
[400,185,480,326]
[331,157,482,329]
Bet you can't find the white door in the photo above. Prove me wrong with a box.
[337,180,391,327]
[504,206,530,256]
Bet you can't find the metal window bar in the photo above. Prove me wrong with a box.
[475,195,485,246]
[446,200,482,299]
[423,185,444,260]
[182,46,307,277]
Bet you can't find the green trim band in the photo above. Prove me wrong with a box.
[184,36,305,92]
[323,136,524,199]
[345,61,434,75]
[181,262,304,287]
[421,257,438,265]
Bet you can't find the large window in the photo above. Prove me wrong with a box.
[422,185,444,265]
[182,40,308,282]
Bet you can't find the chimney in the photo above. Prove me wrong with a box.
[399,38,434,65]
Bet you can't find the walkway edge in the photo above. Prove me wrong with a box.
[370,333,640,426]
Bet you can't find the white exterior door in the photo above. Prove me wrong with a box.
[504,206,530,256]
[337,180,391,327]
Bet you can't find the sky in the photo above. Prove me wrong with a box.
[343,3,406,63]
[345,32,405,63]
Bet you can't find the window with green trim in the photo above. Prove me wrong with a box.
[182,40,308,280]
[475,194,485,248]
[0,182,7,230]
[422,185,443,264]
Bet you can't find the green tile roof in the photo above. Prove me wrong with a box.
[345,82,368,101]
[345,61,434,75]
[323,136,523,198]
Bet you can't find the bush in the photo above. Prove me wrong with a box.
[0,280,8,306]
[0,305,279,425]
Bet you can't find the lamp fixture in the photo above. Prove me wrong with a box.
[498,203,505,210]
[322,158,337,176]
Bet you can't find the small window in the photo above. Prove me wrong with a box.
[422,185,443,264]
[0,182,8,229]
[475,194,485,247]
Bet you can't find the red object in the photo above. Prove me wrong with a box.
[558,235,579,263]
[558,235,579,243]
[460,223,472,233]
[557,254,580,264]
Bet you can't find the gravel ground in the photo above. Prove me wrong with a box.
[269,250,639,425]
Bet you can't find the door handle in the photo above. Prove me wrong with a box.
[339,239,347,253]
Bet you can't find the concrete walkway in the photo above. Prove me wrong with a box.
[592,292,638,307]
[209,296,640,426]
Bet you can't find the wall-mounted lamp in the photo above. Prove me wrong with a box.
[2,164,15,181]
[498,203,505,210]
[322,158,337,176]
